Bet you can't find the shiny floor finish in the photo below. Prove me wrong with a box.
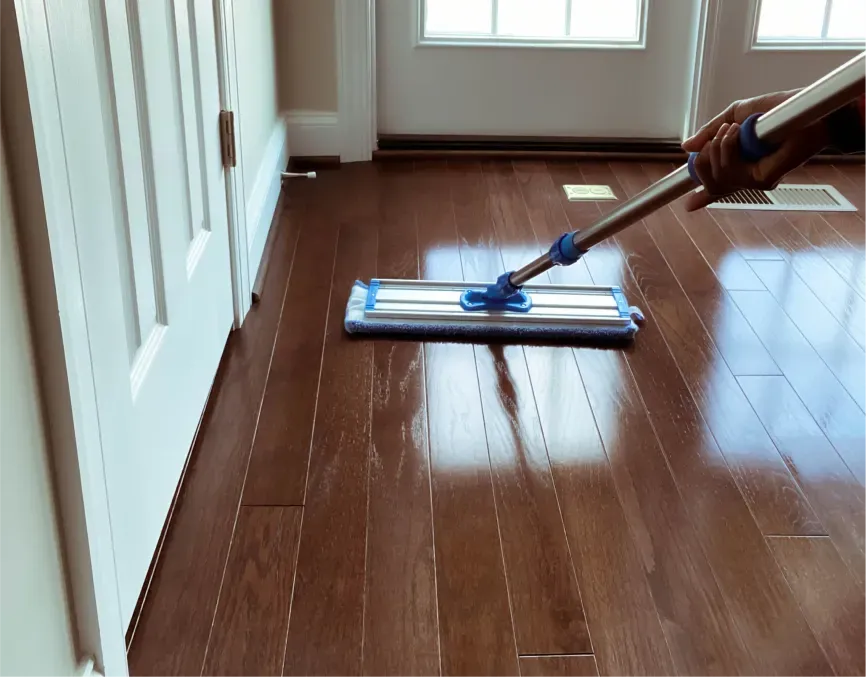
[129,161,865,676]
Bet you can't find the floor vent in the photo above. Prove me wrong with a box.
[707,184,856,212]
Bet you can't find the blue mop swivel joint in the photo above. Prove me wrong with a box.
[687,112,778,184]
[460,272,532,312]
[549,231,584,266]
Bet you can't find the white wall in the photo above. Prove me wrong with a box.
[0,127,79,677]
[274,0,338,112]
[233,0,288,277]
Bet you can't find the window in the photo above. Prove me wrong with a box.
[754,0,865,46]
[421,0,644,46]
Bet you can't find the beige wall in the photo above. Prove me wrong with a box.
[274,0,338,112]
[0,127,79,676]
[235,0,282,204]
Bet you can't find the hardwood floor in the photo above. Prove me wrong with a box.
[129,161,865,676]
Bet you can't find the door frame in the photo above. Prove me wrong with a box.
[337,0,377,162]
[5,0,240,673]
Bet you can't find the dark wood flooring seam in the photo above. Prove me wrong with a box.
[199,227,302,676]
[508,162,598,657]
[414,166,444,676]
[469,331,521,670]
[358,219,380,675]
[279,505,304,677]
[518,358,598,657]
[519,653,597,658]
[454,161,521,668]
[297,225,342,507]
[739,267,866,415]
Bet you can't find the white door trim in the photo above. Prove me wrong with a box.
[6,0,239,671]
[685,0,723,138]
[337,0,377,162]
[214,0,251,326]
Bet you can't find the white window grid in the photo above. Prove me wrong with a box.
[417,0,647,49]
[750,0,866,50]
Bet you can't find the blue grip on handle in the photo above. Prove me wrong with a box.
[687,112,778,184]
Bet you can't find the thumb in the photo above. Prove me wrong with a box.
[684,187,715,212]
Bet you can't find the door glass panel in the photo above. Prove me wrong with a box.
[423,0,642,42]
[756,0,865,42]
[425,0,492,35]
[570,0,640,39]
[827,0,866,39]
[756,0,825,39]
[498,0,566,37]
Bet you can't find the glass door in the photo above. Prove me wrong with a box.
[695,0,864,132]
[377,0,702,139]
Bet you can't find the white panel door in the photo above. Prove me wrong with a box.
[377,0,700,138]
[699,0,863,128]
[90,0,234,626]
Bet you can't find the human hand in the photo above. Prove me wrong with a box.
[681,90,829,211]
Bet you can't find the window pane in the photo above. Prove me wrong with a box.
[497,0,567,37]
[425,0,492,35]
[570,0,640,39]
[827,0,866,39]
[756,0,826,39]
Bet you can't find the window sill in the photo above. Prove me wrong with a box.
[750,40,865,52]
[417,36,646,50]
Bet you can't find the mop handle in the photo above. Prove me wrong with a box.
[505,50,866,290]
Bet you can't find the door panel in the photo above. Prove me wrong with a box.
[97,0,233,626]
[377,0,700,138]
[701,0,861,128]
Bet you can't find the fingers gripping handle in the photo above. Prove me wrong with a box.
[686,113,778,184]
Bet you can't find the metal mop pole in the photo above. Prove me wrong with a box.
[501,51,866,294]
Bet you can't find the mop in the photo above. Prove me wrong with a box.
[346,52,865,343]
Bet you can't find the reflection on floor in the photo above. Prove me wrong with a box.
[128,160,866,676]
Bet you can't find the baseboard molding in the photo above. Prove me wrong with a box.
[246,120,288,283]
[285,110,340,158]
[373,149,688,162]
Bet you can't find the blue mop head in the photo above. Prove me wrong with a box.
[344,281,641,345]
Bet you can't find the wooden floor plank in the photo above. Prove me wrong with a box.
[362,164,440,676]
[747,260,865,411]
[507,161,747,674]
[789,166,865,247]
[127,195,301,676]
[738,375,865,587]
[242,213,338,505]
[642,162,765,292]
[706,208,784,260]
[567,161,821,538]
[449,161,590,656]
[519,655,599,677]
[500,167,674,675]
[745,211,866,350]
[485,160,744,676]
[201,507,301,676]
[786,168,866,299]
[417,161,519,676]
[522,343,676,677]
[730,290,866,487]
[282,165,378,676]
[768,536,865,676]
[554,163,831,675]
[636,163,779,376]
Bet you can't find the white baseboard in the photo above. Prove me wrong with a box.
[245,119,288,282]
[285,110,340,157]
